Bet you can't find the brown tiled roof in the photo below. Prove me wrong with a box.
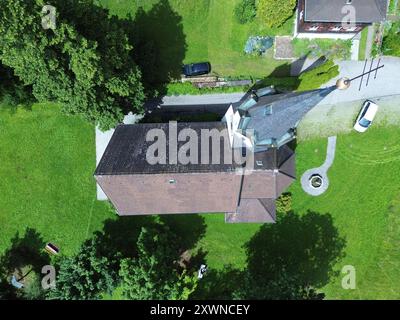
[225,198,276,223]
[96,172,242,215]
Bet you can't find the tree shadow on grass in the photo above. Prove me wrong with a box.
[159,214,207,251]
[190,210,346,299]
[131,0,187,96]
[0,228,49,276]
[0,228,49,299]
[95,215,156,259]
[245,211,346,291]
[96,213,206,262]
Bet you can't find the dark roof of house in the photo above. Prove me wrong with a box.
[304,0,388,23]
[95,122,240,175]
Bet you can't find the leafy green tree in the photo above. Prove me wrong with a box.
[297,59,339,91]
[119,225,197,300]
[0,0,145,130]
[234,0,257,24]
[47,235,119,300]
[382,22,400,57]
[0,64,34,108]
[256,0,297,27]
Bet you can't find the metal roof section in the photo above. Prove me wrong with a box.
[233,86,336,151]
[304,0,388,23]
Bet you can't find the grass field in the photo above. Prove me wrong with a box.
[96,0,294,78]
[196,125,400,299]
[1,103,400,299]
[291,126,400,299]
[0,105,114,256]
[358,27,369,61]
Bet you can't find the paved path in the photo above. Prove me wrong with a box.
[298,95,400,140]
[321,57,400,105]
[145,92,246,108]
[301,136,337,196]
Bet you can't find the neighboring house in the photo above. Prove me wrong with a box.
[296,0,389,39]
[94,86,338,223]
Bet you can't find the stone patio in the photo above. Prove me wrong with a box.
[274,36,295,60]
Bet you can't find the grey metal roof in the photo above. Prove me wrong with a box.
[237,87,336,149]
[304,0,388,23]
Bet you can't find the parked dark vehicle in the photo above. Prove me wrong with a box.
[182,62,211,77]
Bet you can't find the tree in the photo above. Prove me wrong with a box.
[382,22,400,57]
[47,235,119,300]
[119,225,197,300]
[0,64,34,108]
[234,0,257,24]
[297,59,339,91]
[0,0,145,130]
[256,0,297,28]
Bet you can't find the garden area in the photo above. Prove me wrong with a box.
[1,0,400,301]
[96,0,295,79]
[291,38,353,60]
[1,103,400,299]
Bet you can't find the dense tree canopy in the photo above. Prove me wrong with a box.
[119,225,197,300]
[382,22,400,57]
[0,0,145,130]
[256,0,297,27]
[47,235,119,300]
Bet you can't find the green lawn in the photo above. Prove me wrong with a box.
[193,125,400,299]
[291,126,400,299]
[96,0,294,78]
[0,105,114,256]
[1,103,400,299]
[358,27,369,61]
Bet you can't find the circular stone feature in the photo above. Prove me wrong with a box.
[301,171,330,196]
[309,174,323,189]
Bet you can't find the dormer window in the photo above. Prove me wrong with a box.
[264,105,272,116]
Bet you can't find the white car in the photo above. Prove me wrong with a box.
[353,100,379,133]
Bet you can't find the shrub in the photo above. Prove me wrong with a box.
[276,192,292,213]
[234,0,257,24]
[257,0,297,28]
[382,22,400,57]
[297,59,339,91]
